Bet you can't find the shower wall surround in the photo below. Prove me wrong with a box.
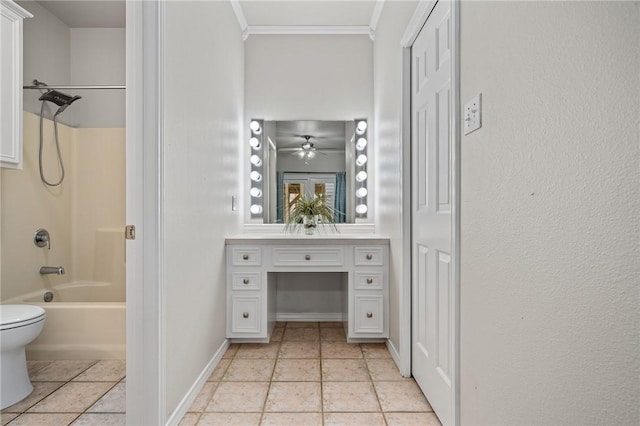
[0,113,125,301]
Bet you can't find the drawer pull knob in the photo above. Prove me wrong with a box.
[366,312,373,318]
[242,254,249,260]
[366,254,373,260]
[242,312,249,318]
[305,255,311,260]
[243,279,250,284]
[366,278,373,284]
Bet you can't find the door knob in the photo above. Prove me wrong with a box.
[305,255,311,260]
[366,312,373,318]
[243,279,250,284]
[366,254,373,260]
[366,278,373,284]
[242,254,249,260]
[242,312,249,318]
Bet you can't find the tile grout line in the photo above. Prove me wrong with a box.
[361,344,389,425]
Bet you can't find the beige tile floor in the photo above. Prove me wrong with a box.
[1,322,442,426]
[1,360,125,426]
[180,322,442,426]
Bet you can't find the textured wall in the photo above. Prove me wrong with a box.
[459,2,640,424]
[163,0,244,417]
[245,34,373,122]
[373,0,418,369]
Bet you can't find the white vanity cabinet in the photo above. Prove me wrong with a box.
[0,0,31,169]
[225,236,390,342]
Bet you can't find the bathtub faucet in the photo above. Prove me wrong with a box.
[40,266,65,275]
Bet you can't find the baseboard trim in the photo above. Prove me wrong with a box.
[276,313,344,322]
[165,339,230,425]
[386,338,409,377]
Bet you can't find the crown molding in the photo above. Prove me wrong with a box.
[246,25,373,38]
[229,0,248,39]
[1,0,33,19]
[231,0,385,41]
[368,0,385,40]
[400,0,437,47]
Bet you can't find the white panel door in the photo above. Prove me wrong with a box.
[411,1,454,424]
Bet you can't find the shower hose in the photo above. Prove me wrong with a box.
[39,102,65,187]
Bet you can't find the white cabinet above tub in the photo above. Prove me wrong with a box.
[0,0,31,169]
[225,235,390,343]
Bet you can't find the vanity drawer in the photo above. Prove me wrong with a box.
[354,271,384,290]
[354,247,384,266]
[231,247,262,266]
[353,295,385,334]
[230,296,261,334]
[231,272,261,290]
[272,247,344,267]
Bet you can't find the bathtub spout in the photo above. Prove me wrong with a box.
[40,266,65,275]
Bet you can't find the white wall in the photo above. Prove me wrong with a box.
[277,152,345,173]
[245,34,373,121]
[373,0,417,365]
[18,0,70,117]
[18,1,124,128]
[70,28,125,128]
[459,2,640,424]
[163,0,244,417]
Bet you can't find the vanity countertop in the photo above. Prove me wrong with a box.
[225,233,390,245]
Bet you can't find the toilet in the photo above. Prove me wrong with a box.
[0,305,46,409]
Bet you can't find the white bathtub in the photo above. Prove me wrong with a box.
[4,282,125,360]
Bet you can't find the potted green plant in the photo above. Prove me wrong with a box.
[284,194,338,235]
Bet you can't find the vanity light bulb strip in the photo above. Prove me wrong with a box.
[354,119,368,219]
[249,119,265,219]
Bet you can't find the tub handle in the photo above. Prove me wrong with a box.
[34,228,50,250]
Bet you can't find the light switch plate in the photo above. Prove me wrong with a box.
[464,93,482,135]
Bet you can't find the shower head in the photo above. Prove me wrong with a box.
[39,90,81,115]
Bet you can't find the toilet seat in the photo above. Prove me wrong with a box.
[0,305,46,331]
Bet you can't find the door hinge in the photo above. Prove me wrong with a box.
[125,225,136,240]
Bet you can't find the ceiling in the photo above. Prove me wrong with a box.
[33,0,380,30]
[274,121,347,151]
[36,0,125,28]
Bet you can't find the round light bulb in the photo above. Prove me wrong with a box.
[250,187,262,198]
[356,188,368,198]
[249,137,261,149]
[249,171,262,182]
[356,120,367,135]
[307,151,316,158]
[250,155,262,166]
[250,204,263,214]
[356,171,368,182]
[356,138,367,151]
[250,120,262,134]
[356,204,368,215]
[356,154,368,166]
